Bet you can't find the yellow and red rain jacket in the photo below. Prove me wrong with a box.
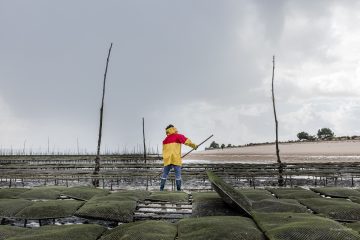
[162,127,196,166]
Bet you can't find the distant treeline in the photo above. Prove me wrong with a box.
[206,127,360,150]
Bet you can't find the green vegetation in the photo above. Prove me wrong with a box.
[296,127,335,141]
[296,131,315,141]
[209,141,219,149]
[317,127,335,139]
[207,127,359,150]
[209,141,235,149]
[295,128,360,141]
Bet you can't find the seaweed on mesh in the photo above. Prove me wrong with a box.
[146,191,189,203]
[344,221,360,233]
[251,198,308,213]
[108,190,150,201]
[253,212,360,240]
[237,189,275,202]
[191,192,240,217]
[5,224,106,240]
[267,187,320,199]
[99,220,177,240]
[16,187,67,200]
[310,187,360,198]
[299,198,360,221]
[0,188,30,199]
[177,216,266,240]
[75,200,137,222]
[15,200,84,219]
[0,225,28,240]
[206,171,252,217]
[89,190,150,202]
[0,199,33,218]
[61,186,110,200]
[349,196,360,204]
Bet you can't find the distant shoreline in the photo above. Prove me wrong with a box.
[186,140,360,163]
[205,137,360,150]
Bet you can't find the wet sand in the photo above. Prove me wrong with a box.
[185,140,360,163]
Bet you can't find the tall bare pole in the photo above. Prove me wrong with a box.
[271,56,284,186]
[22,139,26,155]
[92,43,113,187]
[47,137,50,154]
[142,117,147,164]
[142,117,149,190]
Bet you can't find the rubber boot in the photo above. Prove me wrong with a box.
[160,178,166,191]
[176,179,182,191]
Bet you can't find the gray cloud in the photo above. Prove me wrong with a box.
[0,0,359,152]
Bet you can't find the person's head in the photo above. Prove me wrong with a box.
[165,124,178,135]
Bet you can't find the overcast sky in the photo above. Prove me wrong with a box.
[1,0,360,154]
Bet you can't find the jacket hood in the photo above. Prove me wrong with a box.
[166,127,178,135]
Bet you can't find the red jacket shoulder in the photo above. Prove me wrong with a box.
[163,133,188,144]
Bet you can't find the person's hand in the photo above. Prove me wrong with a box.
[194,144,198,150]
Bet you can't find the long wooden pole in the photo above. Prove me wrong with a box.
[181,134,214,158]
[93,43,113,187]
[142,117,147,164]
[271,55,284,186]
[142,118,149,189]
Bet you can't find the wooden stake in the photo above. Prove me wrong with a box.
[142,117,149,190]
[142,117,147,164]
[271,56,284,186]
[93,43,113,187]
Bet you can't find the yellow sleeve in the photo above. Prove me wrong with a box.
[185,139,197,149]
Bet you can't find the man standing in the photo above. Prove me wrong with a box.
[160,124,197,191]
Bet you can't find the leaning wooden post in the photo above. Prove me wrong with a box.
[92,43,113,187]
[271,55,284,186]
